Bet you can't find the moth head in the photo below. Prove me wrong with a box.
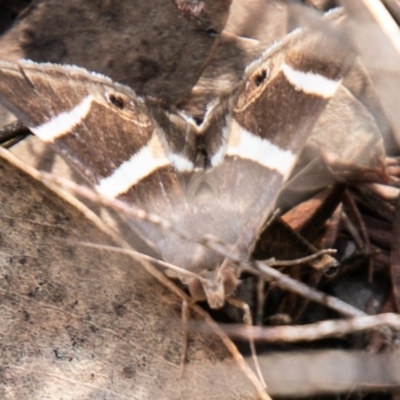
[187,265,239,309]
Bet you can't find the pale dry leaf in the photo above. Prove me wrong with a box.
[0,156,259,399]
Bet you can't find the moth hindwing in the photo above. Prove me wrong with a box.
[0,13,353,309]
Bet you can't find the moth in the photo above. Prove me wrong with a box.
[0,10,352,309]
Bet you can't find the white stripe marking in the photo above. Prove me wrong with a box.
[95,134,171,198]
[30,96,93,141]
[210,125,229,167]
[226,119,297,179]
[169,153,194,172]
[282,63,340,98]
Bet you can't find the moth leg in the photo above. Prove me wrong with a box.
[180,299,190,378]
[227,297,266,389]
[0,120,30,148]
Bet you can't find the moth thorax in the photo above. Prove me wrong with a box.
[188,266,238,309]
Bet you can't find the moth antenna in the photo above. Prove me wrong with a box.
[75,241,208,284]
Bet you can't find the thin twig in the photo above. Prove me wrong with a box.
[264,249,337,267]
[248,262,366,317]
[357,0,400,56]
[214,313,400,343]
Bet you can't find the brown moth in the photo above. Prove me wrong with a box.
[0,9,353,309]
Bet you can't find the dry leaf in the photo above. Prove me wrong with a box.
[0,0,231,104]
[0,156,259,399]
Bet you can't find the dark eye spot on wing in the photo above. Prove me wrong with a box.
[109,94,126,109]
[253,69,268,87]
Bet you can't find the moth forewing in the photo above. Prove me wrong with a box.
[196,18,354,305]
[0,10,354,309]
